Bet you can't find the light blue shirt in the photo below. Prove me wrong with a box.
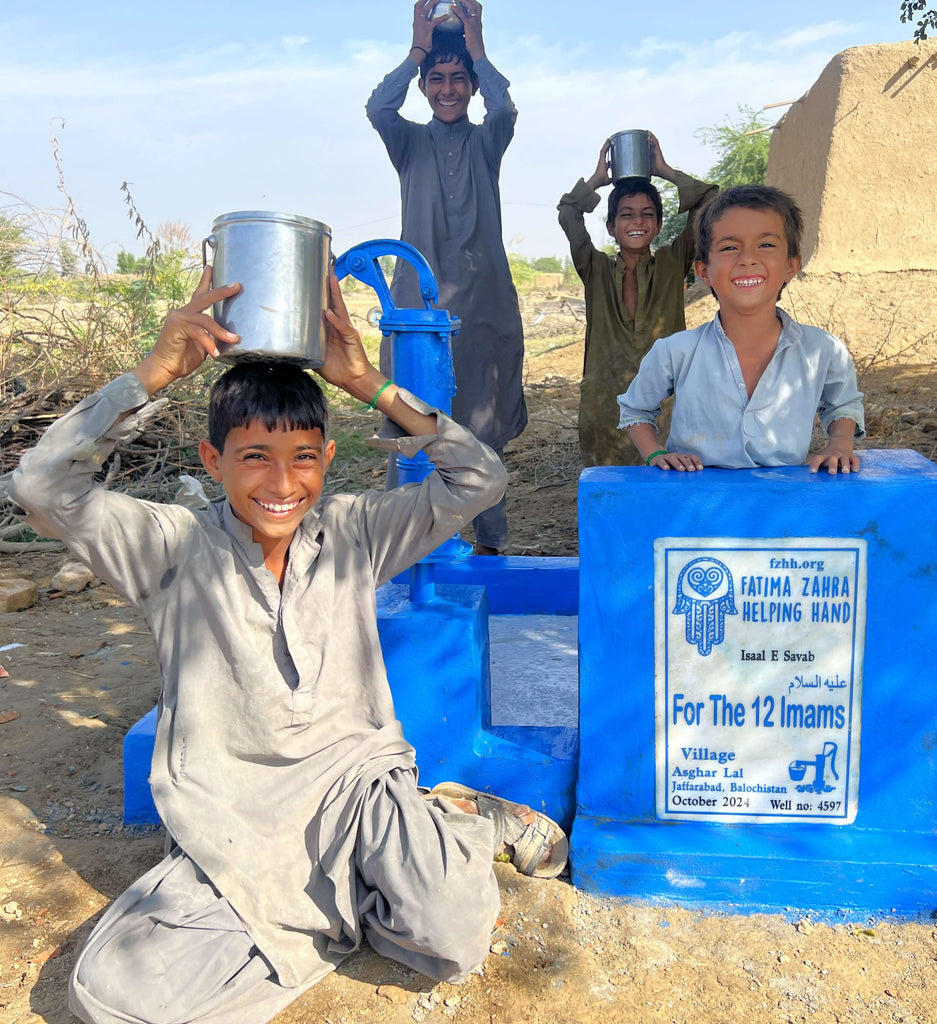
[617,309,866,468]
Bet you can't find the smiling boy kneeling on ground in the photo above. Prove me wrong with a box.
[11,269,567,1024]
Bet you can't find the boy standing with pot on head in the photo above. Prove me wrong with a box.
[366,0,526,555]
[558,135,717,467]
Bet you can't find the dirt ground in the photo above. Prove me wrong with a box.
[2,280,937,1024]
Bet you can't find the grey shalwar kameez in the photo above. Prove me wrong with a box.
[366,57,526,550]
[11,373,507,1024]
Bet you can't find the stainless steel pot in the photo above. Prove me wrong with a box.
[430,1,463,31]
[609,130,651,182]
[202,211,332,367]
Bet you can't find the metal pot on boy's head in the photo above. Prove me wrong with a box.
[201,210,332,368]
[609,130,651,182]
[430,1,464,32]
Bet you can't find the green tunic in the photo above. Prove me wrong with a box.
[557,172,717,466]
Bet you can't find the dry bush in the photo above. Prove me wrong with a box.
[0,170,215,551]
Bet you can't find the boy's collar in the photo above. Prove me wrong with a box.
[713,306,801,350]
[429,115,471,132]
[613,250,654,270]
[221,498,323,561]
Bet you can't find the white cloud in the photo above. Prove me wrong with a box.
[774,21,858,50]
[0,19,901,263]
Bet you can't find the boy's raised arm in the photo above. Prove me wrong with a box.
[586,138,613,192]
[447,0,485,62]
[133,267,241,396]
[318,273,437,438]
[408,0,449,66]
[557,140,611,277]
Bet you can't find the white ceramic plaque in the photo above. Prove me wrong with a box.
[655,538,866,824]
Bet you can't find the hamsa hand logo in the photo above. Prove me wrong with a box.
[673,557,738,656]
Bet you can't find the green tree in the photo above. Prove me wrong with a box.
[655,183,685,250]
[695,105,771,190]
[116,250,148,274]
[900,0,937,40]
[59,241,78,277]
[507,253,535,286]
[532,256,563,274]
[0,216,28,278]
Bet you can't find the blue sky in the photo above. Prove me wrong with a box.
[0,1,915,265]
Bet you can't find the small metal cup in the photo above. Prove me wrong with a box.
[430,1,463,31]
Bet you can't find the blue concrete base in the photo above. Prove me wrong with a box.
[571,818,937,919]
[573,450,937,918]
[123,563,580,830]
[377,583,577,831]
[123,707,158,825]
[394,555,578,614]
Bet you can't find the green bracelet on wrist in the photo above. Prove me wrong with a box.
[645,449,668,466]
[365,380,394,411]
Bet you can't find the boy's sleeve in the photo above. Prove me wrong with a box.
[10,374,182,603]
[817,339,866,439]
[557,179,601,282]
[349,390,507,586]
[616,341,674,429]
[474,56,517,163]
[666,171,719,275]
[366,59,421,171]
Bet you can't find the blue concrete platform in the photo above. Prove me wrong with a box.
[124,555,580,828]
[573,449,937,919]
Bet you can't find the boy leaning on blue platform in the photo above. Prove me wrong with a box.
[10,268,568,1024]
[618,185,866,475]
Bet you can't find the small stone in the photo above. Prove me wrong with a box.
[796,919,814,935]
[30,945,63,965]
[489,940,509,955]
[444,997,460,1007]
[10,784,28,792]
[900,410,919,425]
[0,579,38,613]
[0,710,20,725]
[51,561,96,594]
[68,641,106,659]
[376,984,408,1005]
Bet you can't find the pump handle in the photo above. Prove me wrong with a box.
[333,239,438,317]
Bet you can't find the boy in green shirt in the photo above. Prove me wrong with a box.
[558,134,717,465]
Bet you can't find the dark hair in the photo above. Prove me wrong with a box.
[208,362,329,452]
[420,39,476,81]
[606,177,663,228]
[695,184,803,263]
